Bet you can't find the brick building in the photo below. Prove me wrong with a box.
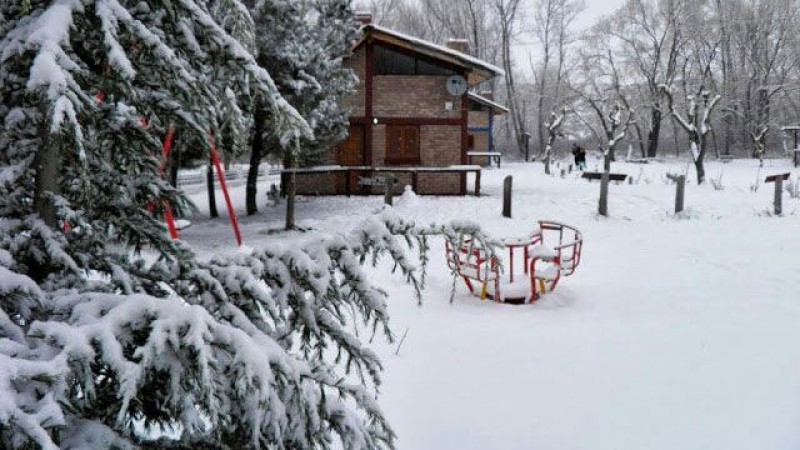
[292,18,505,196]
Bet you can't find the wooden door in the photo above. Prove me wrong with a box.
[334,125,364,194]
[385,125,420,164]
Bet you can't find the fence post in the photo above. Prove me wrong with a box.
[474,170,481,196]
[675,175,685,214]
[384,175,394,206]
[502,175,512,218]
[598,172,609,216]
[775,177,783,215]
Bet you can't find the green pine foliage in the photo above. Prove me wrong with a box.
[0,1,445,449]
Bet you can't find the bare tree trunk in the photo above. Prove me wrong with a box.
[246,104,266,216]
[646,107,662,158]
[207,161,218,218]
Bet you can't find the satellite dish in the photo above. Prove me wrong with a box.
[446,75,467,96]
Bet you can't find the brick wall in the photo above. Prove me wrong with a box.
[468,110,490,128]
[468,132,490,152]
[373,76,461,119]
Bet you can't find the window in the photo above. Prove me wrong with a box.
[374,44,457,77]
[385,125,420,164]
[374,45,415,75]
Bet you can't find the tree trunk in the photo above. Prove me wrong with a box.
[285,154,296,230]
[33,140,59,227]
[207,161,218,218]
[169,147,179,188]
[246,104,266,216]
[646,107,662,158]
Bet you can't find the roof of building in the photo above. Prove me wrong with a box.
[468,92,509,115]
[355,24,504,85]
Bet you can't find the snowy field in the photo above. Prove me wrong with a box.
[180,157,800,449]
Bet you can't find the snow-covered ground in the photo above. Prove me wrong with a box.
[180,156,800,449]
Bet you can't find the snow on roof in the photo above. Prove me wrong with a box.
[468,92,509,114]
[360,24,504,82]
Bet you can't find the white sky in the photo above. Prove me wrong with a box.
[514,0,626,74]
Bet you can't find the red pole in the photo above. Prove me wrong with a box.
[209,134,243,247]
[156,128,179,240]
[159,128,175,177]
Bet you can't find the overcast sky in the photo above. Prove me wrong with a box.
[579,0,626,28]
[514,0,626,73]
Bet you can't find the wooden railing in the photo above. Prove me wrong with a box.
[280,165,483,196]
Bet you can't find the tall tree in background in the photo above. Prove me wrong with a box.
[494,0,526,155]
[532,0,583,157]
[245,0,358,215]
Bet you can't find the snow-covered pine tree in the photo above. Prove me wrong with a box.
[245,0,359,215]
[0,1,431,449]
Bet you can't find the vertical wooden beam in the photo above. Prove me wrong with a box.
[474,169,481,197]
[460,86,469,195]
[384,175,394,206]
[502,175,512,218]
[364,40,374,167]
[675,175,685,214]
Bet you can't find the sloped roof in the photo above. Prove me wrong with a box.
[468,92,508,115]
[355,24,504,86]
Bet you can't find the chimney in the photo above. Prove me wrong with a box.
[479,91,494,102]
[446,39,470,55]
[355,11,372,25]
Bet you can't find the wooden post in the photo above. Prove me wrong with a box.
[412,171,418,193]
[474,170,481,196]
[502,175,512,218]
[675,175,685,214]
[598,172,609,216]
[384,174,394,206]
[765,173,789,216]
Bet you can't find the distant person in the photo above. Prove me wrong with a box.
[572,144,580,168]
[572,144,587,170]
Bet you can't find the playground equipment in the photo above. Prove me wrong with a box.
[445,220,583,303]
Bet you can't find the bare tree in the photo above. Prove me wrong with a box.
[543,107,567,174]
[531,0,583,156]
[662,85,722,184]
[493,0,526,156]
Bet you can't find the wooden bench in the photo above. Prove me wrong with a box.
[581,171,628,183]
[467,151,502,168]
